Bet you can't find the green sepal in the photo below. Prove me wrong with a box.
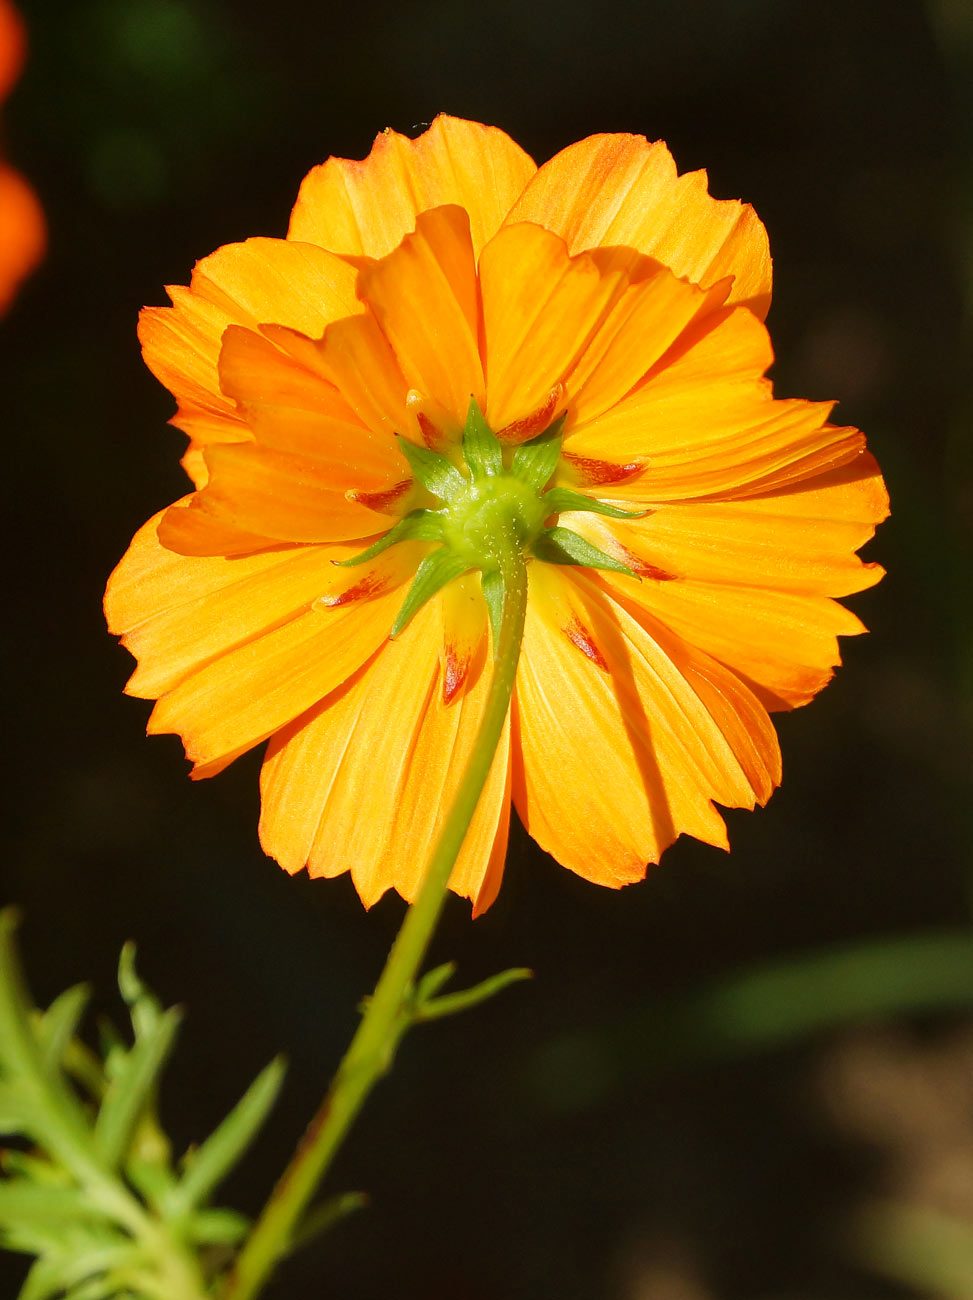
[477,568,502,652]
[461,397,502,479]
[390,549,470,638]
[396,435,466,501]
[168,1055,286,1216]
[542,486,646,520]
[416,967,533,1022]
[531,525,637,576]
[334,510,444,567]
[510,413,566,492]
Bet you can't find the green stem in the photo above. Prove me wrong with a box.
[223,528,529,1300]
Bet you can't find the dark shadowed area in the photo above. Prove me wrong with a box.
[2,0,972,1296]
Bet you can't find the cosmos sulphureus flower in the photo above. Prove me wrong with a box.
[0,0,44,314]
[106,115,887,914]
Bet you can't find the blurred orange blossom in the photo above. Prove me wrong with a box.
[0,0,43,314]
[105,115,888,914]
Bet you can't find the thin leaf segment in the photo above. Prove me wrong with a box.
[341,398,641,644]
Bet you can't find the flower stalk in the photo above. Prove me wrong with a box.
[222,522,530,1300]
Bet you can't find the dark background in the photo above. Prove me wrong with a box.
[3,0,972,1296]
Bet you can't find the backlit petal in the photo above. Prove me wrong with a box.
[138,238,362,449]
[513,566,779,884]
[357,206,485,428]
[288,114,536,260]
[217,324,402,482]
[565,306,865,499]
[506,133,771,317]
[259,599,510,912]
[478,223,631,433]
[147,574,410,772]
[107,514,362,698]
[189,442,392,544]
[593,569,869,711]
[565,267,730,427]
[569,452,888,597]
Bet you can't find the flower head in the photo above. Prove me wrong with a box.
[106,116,888,914]
[0,0,44,314]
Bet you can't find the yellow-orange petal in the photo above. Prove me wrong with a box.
[439,571,490,703]
[566,305,866,500]
[512,566,780,883]
[138,238,362,447]
[564,266,730,428]
[0,162,44,314]
[357,205,485,429]
[568,451,888,599]
[294,309,410,440]
[107,519,418,700]
[217,325,402,482]
[505,133,771,318]
[146,570,410,773]
[258,599,510,912]
[188,441,392,544]
[157,498,279,557]
[108,514,326,697]
[478,223,631,433]
[287,115,536,261]
[596,567,870,711]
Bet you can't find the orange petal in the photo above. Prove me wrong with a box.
[258,599,511,912]
[595,566,870,711]
[566,305,867,500]
[478,223,631,433]
[146,576,408,772]
[138,238,362,446]
[157,498,279,557]
[108,513,349,698]
[287,115,536,261]
[569,451,888,598]
[217,325,402,484]
[564,266,730,427]
[600,564,868,707]
[506,133,771,318]
[0,163,45,314]
[189,442,391,544]
[357,206,485,429]
[439,571,490,703]
[512,566,779,883]
[296,309,410,440]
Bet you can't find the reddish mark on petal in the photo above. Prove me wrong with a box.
[564,618,609,671]
[442,644,471,703]
[317,572,388,608]
[346,480,411,515]
[614,544,676,581]
[416,410,441,449]
[561,452,645,486]
[497,383,565,444]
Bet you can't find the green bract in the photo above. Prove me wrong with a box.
[341,398,643,644]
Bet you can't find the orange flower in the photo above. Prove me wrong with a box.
[106,116,888,914]
[0,0,44,314]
